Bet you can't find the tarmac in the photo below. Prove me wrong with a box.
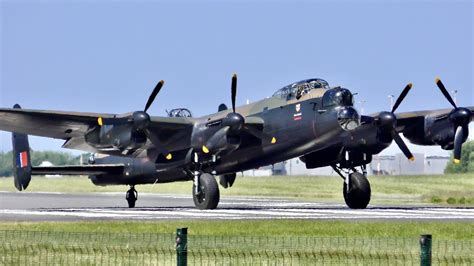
[1,191,473,221]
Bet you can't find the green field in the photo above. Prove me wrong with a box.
[1,220,473,265]
[1,173,473,205]
[0,220,472,240]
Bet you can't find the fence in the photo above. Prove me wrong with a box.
[0,230,472,265]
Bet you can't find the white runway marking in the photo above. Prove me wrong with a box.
[1,205,473,221]
[1,192,473,221]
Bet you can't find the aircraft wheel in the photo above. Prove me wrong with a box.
[193,173,220,210]
[343,172,371,209]
[127,199,136,208]
[126,186,137,208]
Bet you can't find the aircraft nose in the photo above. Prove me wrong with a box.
[337,106,360,131]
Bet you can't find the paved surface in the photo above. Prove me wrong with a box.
[1,191,473,221]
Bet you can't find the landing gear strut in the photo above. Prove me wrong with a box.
[190,152,220,210]
[332,165,371,209]
[126,185,138,208]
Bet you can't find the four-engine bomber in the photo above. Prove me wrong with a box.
[0,75,472,210]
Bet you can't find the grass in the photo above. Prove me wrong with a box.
[1,173,473,205]
[1,220,473,264]
[0,220,472,240]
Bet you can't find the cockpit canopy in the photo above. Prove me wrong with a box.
[272,79,330,101]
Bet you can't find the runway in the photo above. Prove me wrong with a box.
[1,191,473,221]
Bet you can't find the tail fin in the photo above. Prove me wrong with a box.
[11,104,32,191]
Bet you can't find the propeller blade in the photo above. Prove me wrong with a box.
[391,83,412,113]
[144,80,165,112]
[231,73,237,113]
[391,130,414,161]
[453,126,464,163]
[435,77,457,108]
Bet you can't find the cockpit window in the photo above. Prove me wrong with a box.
[322,88,354,107]
[272,79,330,100]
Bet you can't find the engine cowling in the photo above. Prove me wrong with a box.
[85,124,147,152]
[403,115,468,150]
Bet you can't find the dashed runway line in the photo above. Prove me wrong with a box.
[0,192,473,221]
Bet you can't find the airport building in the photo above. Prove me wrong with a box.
[243,153,450,176]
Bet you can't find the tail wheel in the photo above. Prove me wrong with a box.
[192,173,220,210]
[343,172,371,209]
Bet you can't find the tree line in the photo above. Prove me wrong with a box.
[0,141,473,177]
[0,151,83,177]
[445,140,474,174]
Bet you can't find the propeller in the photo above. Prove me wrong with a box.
[226,74,275,144]
[435,77,472,163]
[98,80,171,159]
[377,83,414,160]
[203,74,275,154]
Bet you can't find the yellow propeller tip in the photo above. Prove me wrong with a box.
[232,73,238,78]
[271,137,277,144]
[453,159,461,164]
[97,117,103,126]
[409,156,415,161]
[160,80,165,85]
[407,83,413,88]
[165,153,172,160]
[435,77,441,83]
[202,145,210,154]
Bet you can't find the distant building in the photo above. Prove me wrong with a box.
[370,153,446,175]
[425,156,450,175]
[38,161,61,178]
[254,153,451,176]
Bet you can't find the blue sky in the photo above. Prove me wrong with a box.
[0,0,473,156]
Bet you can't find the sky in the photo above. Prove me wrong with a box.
[0,0,473,156]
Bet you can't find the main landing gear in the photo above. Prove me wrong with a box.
[192,173,220,210]
[332,165,371,209]
[126,185,138,208]
[190,152,220,210]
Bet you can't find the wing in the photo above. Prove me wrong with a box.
[0,106,196,156]
[367,106,474,132]
[395,106,474,132]
[0,107,115,139]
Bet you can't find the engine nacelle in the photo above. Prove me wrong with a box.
[403,116,467,150]
[85,125,147,152]
[89,156,156,186]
